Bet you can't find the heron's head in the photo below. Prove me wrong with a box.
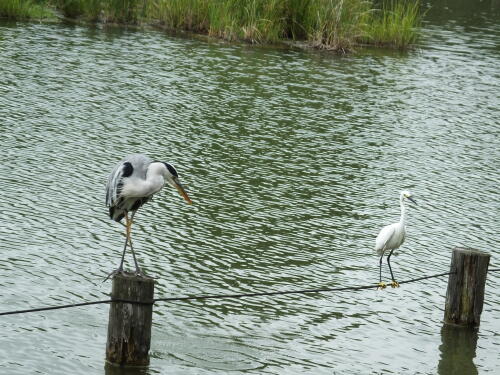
[401,190,417,205]
[161,162,192,204]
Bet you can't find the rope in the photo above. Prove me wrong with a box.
[1,269,498,316]
[0,300,113,316]
[154,270,454,303]
[0,270,458,316]
[0,298,154,316]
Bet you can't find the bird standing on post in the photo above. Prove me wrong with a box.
[105,154,192,277]
[375,190,417,289]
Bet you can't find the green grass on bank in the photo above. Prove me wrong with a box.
[303,0,372,52]
[1,0,422,51]
[0,0,54,20]
[361,0,421,48]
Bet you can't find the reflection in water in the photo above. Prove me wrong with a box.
[425,0,500,23]
[438,325,478,375]
[105,362,156,375]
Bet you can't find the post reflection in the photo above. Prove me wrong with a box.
[104,362,153,375]
[438,324,478,375]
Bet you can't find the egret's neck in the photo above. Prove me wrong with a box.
[399,198,406,224]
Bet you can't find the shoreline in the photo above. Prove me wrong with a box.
[1,0,422,53]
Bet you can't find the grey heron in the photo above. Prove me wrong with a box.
[375,190,417,289]
[105,153,192,276]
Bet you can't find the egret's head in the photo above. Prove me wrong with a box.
[401,190,417,205]
[162,162,192,204]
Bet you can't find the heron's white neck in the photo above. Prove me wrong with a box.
[123,163,167,197]
[143,162,169,195]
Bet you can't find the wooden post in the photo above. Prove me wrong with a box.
[444,247,490,328]
[106,273,155,367]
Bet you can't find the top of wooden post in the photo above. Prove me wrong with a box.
[111,271,155,283]
[452,247,490,257]
[111,272,155,304]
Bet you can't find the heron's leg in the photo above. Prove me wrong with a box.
[387,249,399,288]
[117,212,131,271]
[103,213,130,282]
[129,237,143,276]
[128,211,144,276]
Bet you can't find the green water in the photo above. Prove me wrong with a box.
[1,1,499,374]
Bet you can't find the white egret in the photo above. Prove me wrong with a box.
[105,154,192,276]
[375,190,417,289]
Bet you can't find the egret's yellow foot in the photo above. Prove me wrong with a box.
[377,282,387,290]
[390,281,400,288]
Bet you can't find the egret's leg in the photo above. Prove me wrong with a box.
[377,251,387,289]
[387,249,399,288]
[128,211,144,276]
[379,253,384,283]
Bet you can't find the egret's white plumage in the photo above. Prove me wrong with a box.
[375,190,417,288]
[105,153,192,277]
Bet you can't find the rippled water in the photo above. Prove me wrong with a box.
[1,1,499,374]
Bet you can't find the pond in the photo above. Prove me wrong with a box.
[0,1,499,374]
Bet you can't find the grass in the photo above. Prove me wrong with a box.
[360,0,421,48]
[53,0,101,21]
[303,0,372,51]
[1,0,422,51]
[0,0,54,20]
[153,0,210,33]
[53,0,147,23]
[206,0,287,43]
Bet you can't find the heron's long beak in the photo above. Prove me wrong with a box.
[174,179,192,204]
[408,197,417,205]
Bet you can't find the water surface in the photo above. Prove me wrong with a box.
[0,1,499,374]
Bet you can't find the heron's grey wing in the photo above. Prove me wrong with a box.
[106,161,129,207]
[105,154,153,207]
[124,154,152,180]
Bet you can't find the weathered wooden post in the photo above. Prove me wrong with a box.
[106,273,155,367]
[444,247,490,328]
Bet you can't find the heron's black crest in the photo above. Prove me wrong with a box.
[121,162,134,177]
[163,162,178,177]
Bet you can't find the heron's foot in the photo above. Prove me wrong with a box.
[103,268,125,282]
[134,268,147,278]
[377,282,387,290]
[390,280,400,288]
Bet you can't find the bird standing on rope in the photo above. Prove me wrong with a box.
[375,190,417,289]
[105,154,192,277]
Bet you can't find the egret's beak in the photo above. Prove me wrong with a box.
[408,197,417,205]
[173,179,192,204]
